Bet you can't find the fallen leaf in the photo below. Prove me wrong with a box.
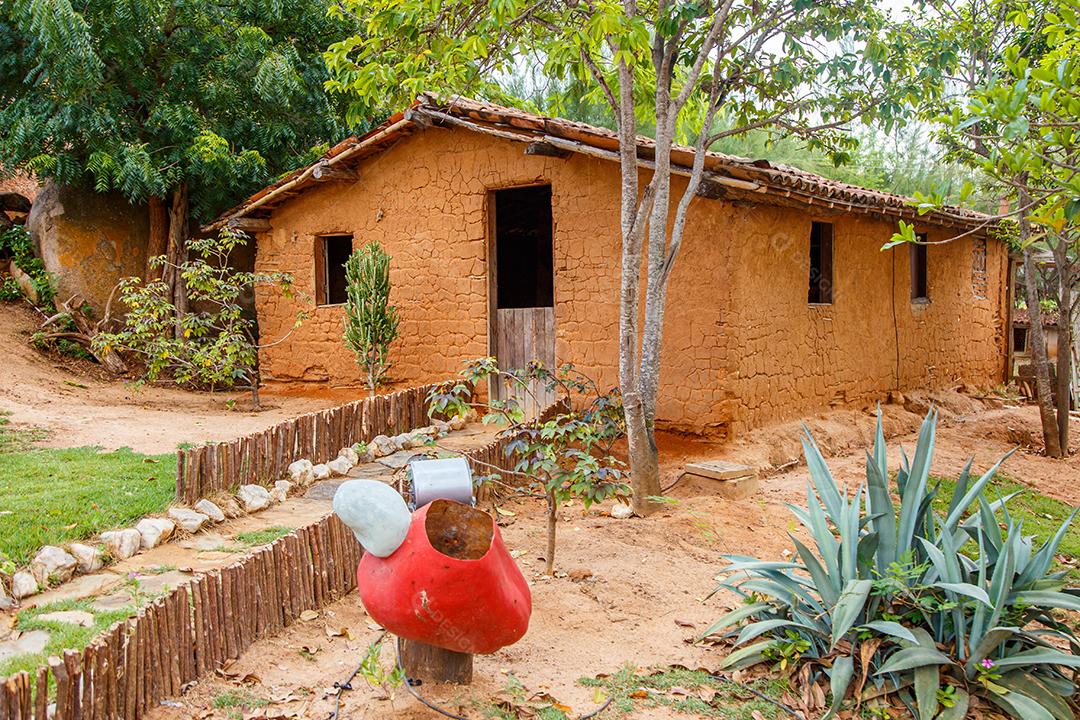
[674,619,695,628]
[494,508,516,516]
[628,690,649,699]
[325,626,353,640]
[299,610,319,622]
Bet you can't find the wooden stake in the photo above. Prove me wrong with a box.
[398,640,473,685]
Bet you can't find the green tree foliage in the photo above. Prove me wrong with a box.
[93,229,306,407]
[896,0,1080,458]
[342,240,400,396]
[326,0,931,513]
[428,359,628,574]
[0,0,355,223]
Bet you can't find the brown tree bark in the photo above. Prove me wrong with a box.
[146,195,168,281]
[398,639,472,684]
[1019,204,1064,457]
[1052,239,1073,454]
[163,183,190,335]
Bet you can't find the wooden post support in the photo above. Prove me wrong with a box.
[399,639,473,684]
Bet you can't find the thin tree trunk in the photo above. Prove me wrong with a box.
[1020,218,1063,457]
[164,183,190,336]
[545,489,557,575]
[146,195,168,281]
[614,10,662,515]
[1053,244,1073,454]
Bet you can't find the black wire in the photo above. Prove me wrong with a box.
[708,673,804,719]
[392,635,613,720]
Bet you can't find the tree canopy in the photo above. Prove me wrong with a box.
[0,0,356,222]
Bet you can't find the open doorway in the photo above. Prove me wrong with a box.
[488,185,556,416]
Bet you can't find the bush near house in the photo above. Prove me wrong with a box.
[703,410,1079,720]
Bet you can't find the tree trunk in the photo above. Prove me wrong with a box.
[1021,238,1064,457]
[163,183,190,336]
[545,489,557,575]
[1052,243,1073,454]
[146,195,168,281]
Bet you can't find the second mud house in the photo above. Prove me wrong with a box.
[209,96,1008,438]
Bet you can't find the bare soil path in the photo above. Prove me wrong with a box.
[146,400,1080,720]
[0,303,351,453]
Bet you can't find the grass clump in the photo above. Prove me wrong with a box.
[0,441,175,565]
[930,471,1079,581]
[233,526,293,547]
[0,598,135,679]
[578,665,790,719]
[212,689,269,709]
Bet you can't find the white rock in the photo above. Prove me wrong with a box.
[68,543,104,574]
[237,484,271,512]
[370,435,395,458]
[135,517,176,550]
[168,508,209,533]
[312,463,331,480]
[269,480,292,503]
[415,425,438,437]
[464,408,479,423]
[338,447,359,466]
[194,499,226,523]
[0,579,11,610]
[101,529,142,559]
[358,444,375,463]
[287,459,315,486]
[327,456,353,476]
[11,571,38,599]
[30,546,78,585]
[433,420,451,434]
[391,433,411,450]
[449,415,466,431]
[610,503,634,520]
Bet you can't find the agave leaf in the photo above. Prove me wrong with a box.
[865,413,896,573]
[790,534,840,606]
[942,452,1012,533]
[857,621,917,644]
[839,488,862,580]
[937,582,993,606]
[896,409,936,554]
[875,647,953,674]
[966,626,1019,673]
[830,579,872,648]
[807,485,841,580]
[719,639,773,670]
[992,648,1080,670]
[821,655,854,720]
[1015,506,1079,588]
[987,689,1056,720]
[721,560,804,573]
[998,671,1075,720]
[696,601,773,640]
[786,503,813,530]
[943,458,974,525]
[971,527,1017,648]
[737,578,824,614]
[801,427,844,521]
[1008,590,1080,612]
[936,685,969,720]
[734,619,821,647]
[913,663,939,720]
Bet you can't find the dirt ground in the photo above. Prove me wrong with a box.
[146,401,1079,720]
[0,303,355,453]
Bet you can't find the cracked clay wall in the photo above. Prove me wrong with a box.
[254,126,1006,437]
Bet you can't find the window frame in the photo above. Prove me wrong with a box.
[314,234,354,307]
[807,221,834,305]
[910,233,929,303]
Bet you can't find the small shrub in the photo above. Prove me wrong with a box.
[704,410,1079,719]
[0,226,54,307]
[342,240,399,397]
[428,358,628,574]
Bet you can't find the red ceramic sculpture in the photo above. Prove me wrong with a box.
[357,499,532,654]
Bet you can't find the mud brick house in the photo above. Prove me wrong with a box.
[208,96,1008,438]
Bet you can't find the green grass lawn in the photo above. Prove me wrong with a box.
[0,417,176,565]
[931,472,1079,582]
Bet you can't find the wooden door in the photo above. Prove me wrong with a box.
[488,185,556,419]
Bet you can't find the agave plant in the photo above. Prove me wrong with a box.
[703,409,1080,719]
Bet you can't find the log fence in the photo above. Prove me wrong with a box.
[176,381,452,504]
[0,399,568,720]
[0,513,363,720]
